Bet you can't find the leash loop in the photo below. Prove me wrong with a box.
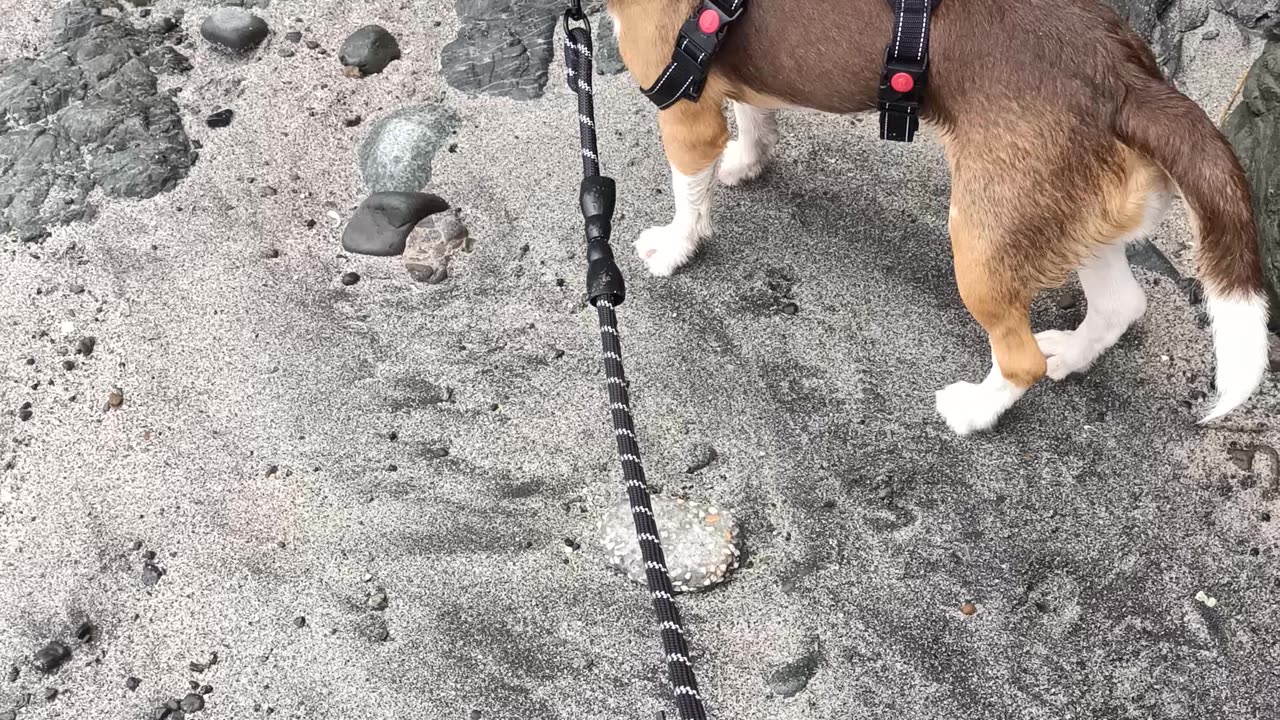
[562,9,709,719]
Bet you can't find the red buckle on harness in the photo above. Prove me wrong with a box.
[890,72,914,93]
[698,8,721,33]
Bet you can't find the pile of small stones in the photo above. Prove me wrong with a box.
[598,495,741,591]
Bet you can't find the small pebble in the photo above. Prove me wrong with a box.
[32,641,72,673]
[141,561,165,586]
[961,601,977,616]
[368,591,389,611]
[76,336,96,356]
[277,47,295,58]
[44,687,58,702]
[75,621,97,642]
[108,389,125,408]
[206,109,234,128]
[285,30,302,43]
[126,676,141,691]
[344,115,363,127]
[341,272,361,286]
[293,616,307,628]
[6,666,18,683]
[180,693,205,712]
[780,302,799,315]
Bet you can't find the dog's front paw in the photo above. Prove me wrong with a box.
[717,140,765,186]
[935,381,1004,436]
[634,224,700,277]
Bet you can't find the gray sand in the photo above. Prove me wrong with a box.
[2,2,1279,719]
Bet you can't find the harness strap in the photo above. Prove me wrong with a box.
[642,0,746,109]
[878,0,939,142]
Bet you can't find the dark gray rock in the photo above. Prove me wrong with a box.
[199,8,269,53]
[594,12,625,76]
[1102,0,1210,76]
[1225,42,1280,326]
[1217,0,1280,35]
[0,1,192,241]
[358,105,457,192]
[179,693,204,712]
[1126,239,1182,280]
[339,25,402,75]
[765,650,819,697]
[32,641,71,673]
[342,192,450,256]
[440,0,562,99]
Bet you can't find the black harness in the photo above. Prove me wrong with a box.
[641,0,938,143]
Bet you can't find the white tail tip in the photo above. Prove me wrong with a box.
[1200,291,1269,423]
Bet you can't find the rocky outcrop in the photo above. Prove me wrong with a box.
[1224,42,1280,325]
[0,1,192,241]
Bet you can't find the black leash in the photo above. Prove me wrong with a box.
[562,6,709,719]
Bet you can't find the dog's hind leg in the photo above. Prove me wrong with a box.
[718,102,778,186]
[634,89,730,277]
[936,204,1047,435]
[1036,162,1171,379]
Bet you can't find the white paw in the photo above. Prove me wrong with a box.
[717,140,765,186]
[935,381,1005,436]
[634,223,700,277]
[1035,329,1091,381]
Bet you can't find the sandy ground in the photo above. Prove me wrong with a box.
[2,2,1279,719]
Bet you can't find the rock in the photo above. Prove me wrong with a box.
[32,641,72,673]
[355,614,389,642]
[339,25,402,75]
[141,560,164,585]
[199,8,269,53]
[5,666,16,682]
[75,620,97,642]
[126,676,141,690]
[441,0,562,99]
[1125,239,1181,280]
[0,4,193,240]
[404,208,471,283]
[1217,0,1280,35]
[1101,0,1209,76]
[368,590,389,611]
[179,693,204,712]
[340,272,361,286]
[76,336,97,356]
[342,192,450,256]
[1224,42,1280,327]
[285,30,302,43]
[44,687,58,701]
[594,12,626,75]
[206,109,234,128]
[683,443,718,474]
[358,105,458,192]
[598,495,741,592]
[108,388,125,408]
[292,616,307,628]
[766,651,819,697]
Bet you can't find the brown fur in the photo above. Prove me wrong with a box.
[608,0,1262,391]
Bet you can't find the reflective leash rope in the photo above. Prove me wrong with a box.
[562,7,709,719]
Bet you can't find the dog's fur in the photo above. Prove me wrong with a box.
[606,0,1269,434]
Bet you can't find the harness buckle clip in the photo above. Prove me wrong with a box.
[877,48,928,142]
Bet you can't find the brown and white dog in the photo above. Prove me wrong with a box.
[606,0,1270,435]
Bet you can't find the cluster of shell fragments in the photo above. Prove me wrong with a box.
[598,495,741,592]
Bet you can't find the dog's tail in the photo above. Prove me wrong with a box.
[1116,73,1269,422]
